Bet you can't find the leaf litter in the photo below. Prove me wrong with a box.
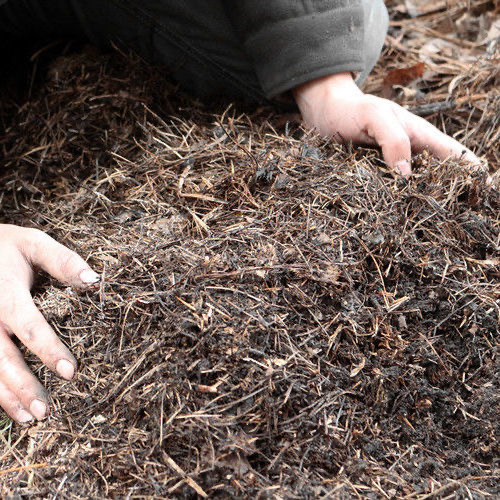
[0,1,499,498]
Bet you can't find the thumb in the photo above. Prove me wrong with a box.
[20,228,100,287]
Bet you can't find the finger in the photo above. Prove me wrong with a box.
[365,105,412,175]
[0,378,34,423]
[19,228,99,287]
[400,109,483,168]
[0,327,48,420]
[0,283,77,381]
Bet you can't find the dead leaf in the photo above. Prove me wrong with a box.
[350,357,366,377]
[272,358,287,367]
[317,264,340,284]
[419,38,458,64]
[382,62,426,97]
[480,17,500,45]
[405,0,448,18]
[384,62,426,88]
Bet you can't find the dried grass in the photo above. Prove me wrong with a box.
[0,1,499,498]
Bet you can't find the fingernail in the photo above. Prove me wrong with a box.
[80,269,100,285]
[16,408,34,423]
[395,160,411,176]
[30,399,47,420]
[56,359,75,379]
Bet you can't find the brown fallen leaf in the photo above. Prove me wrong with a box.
[383,62,426,89]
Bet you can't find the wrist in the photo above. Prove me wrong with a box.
[293,72,361,103]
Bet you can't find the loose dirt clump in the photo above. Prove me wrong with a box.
[0,1,499,498]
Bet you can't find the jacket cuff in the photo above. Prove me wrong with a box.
[244,5,365,98]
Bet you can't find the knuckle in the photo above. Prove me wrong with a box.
[363,95,390,112]
[26,227,45,239]
[381,126,411,149]
[0,349,13,369]
[393,134,411,150]
[17,308,51,342]
[381,135,410,154]
[16,380,47,403]
[21,228,49,257]
[17,320,40,342]
[58,250,82,277]
[404,119,425,141]
[24,228,47,247]
[0,281,25,320]
[363,100,384,119]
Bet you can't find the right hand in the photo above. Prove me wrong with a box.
[0,224,99,423]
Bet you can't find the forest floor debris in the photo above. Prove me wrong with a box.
[0,1,499,498]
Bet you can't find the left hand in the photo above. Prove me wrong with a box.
[293,72,483,176]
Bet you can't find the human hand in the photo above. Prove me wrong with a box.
[0,224,99,423]
[293,72,483,175]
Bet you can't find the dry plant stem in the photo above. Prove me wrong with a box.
[0,1,498,497]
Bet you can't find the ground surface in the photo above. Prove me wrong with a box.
[0,1,499,498]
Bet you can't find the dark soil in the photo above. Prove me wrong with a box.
[1,1,499,498]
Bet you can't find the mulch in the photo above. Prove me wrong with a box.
[0,1,499,498]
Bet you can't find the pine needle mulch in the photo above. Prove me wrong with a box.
[0,1,499,498]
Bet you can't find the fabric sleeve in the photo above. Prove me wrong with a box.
[222,0,365,98]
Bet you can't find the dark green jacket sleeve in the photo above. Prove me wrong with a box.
[222,0,365,98]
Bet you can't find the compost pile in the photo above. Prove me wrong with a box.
[0,1,499,498]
